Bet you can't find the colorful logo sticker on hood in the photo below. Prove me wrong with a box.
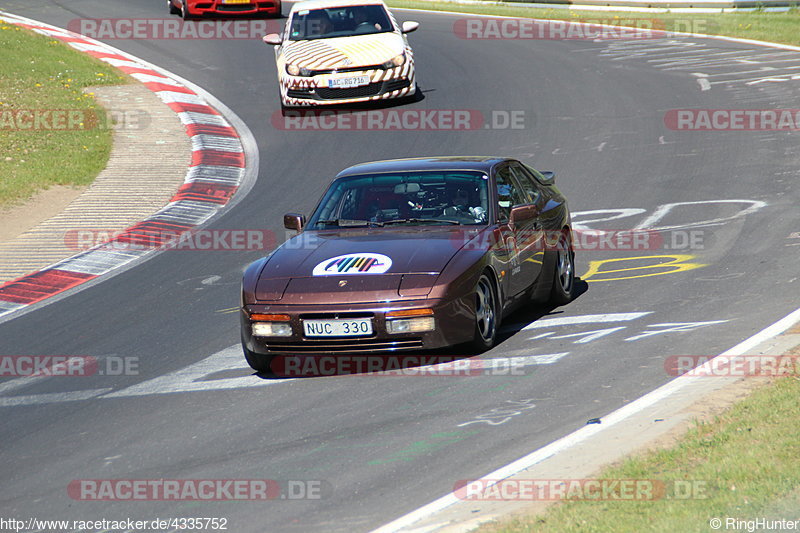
[312,253,392,276]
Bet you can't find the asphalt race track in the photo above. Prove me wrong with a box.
[1,1,799,531]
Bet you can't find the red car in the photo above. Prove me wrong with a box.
[240,157,575,372]
[168,0,281,19]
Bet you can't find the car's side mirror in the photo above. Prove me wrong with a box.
[284,213,305,232]
[401,21,419,34]
[540,171,555,184]
[263,34,282,45]
[509,205,537,224]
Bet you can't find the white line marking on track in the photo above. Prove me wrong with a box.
[548,327,627,344]
[744,77,791,85]
[0,389,113,407]
[633,199,767,231]
[624,320,728,341]
[521,312,651,330]
[706,65,800,79]
[103,345,293,398]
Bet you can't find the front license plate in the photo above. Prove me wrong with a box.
[327,76,370,89]
[222,0,250,4]
[304,318,373,337]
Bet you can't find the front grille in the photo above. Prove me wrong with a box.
[217,4,254,11]
[316,82,383,100]
[264,338,424,354]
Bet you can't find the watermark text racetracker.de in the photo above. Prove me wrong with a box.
[270,354,531,377]
[0,109,150,131]
[67,18,281,40]
[272,109,529,131]
[65,227,712,253]
[453,478,709,500]
[67,479,331,501]
[0,355,138,377]
[666,355,800,377]
[665,109,800,131]
[453,17,717,40]
[454,228,710,252]
[64,228,277,252]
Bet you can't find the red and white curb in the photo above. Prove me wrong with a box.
[0,12,255,320]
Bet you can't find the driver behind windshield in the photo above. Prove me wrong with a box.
[350,6,383,32]
[444,185,486,222]
[308,12,334,37]
[292,11,334,39]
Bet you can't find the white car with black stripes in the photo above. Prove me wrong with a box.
[262,0,418,107]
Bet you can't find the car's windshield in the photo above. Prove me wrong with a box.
[288,5,394,41]
[308,171,490,229]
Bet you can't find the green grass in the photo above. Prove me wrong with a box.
[0,21,127,208]
[389,1,800,47]
[479,376,800,532]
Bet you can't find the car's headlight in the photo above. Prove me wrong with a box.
[252,322,292,337]
[381,54,405,69]
[386,308,435,334]
[386,317,435,334]
[250,313,292,337]
[285,64,313,76]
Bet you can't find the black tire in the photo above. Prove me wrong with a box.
[466,273,498,352]
[549,229,575,305]
[243,345,273,373]
[168,0,181,15]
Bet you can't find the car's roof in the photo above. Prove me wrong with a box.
[290,0,388,12]
[335,157,510,178]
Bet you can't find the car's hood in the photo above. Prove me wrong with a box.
[282,32,405,70]
[255,228,480,303]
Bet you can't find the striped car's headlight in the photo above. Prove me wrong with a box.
[286,64,313,76]
[381,53,405,69]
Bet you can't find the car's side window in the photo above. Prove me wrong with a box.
[495,167,526,223]
[338,188,360,219]
[509,163,541,205]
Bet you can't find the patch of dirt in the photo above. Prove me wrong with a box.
[0,185,86,244]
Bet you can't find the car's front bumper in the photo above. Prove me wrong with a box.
[188,0,280,16]
[280,64,415,107]
[241,295,473,356]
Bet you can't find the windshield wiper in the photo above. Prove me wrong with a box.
[382,218,461,226]
[316,219,384,227]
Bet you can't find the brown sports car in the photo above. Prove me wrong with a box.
[240,157,574,372]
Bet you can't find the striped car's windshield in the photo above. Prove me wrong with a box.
[289,5,393,41]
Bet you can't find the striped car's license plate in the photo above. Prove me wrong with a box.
[327,76,370,89]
